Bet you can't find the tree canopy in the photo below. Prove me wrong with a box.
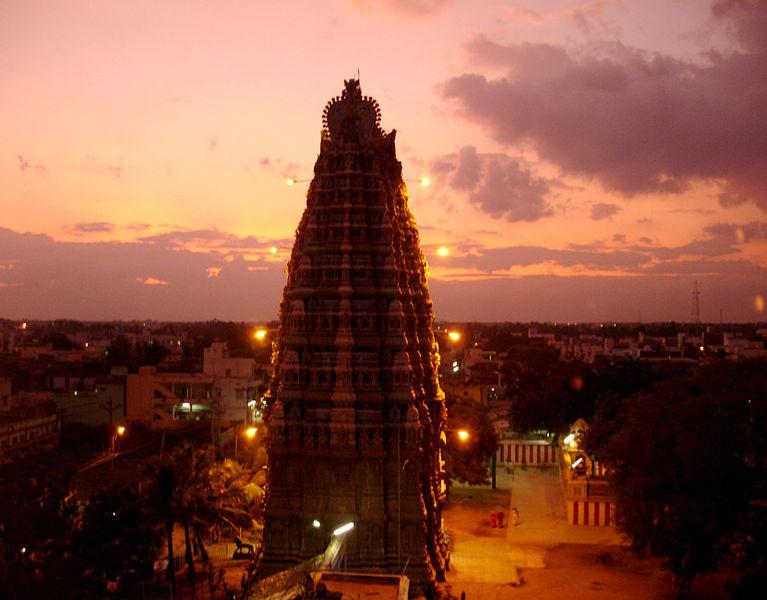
[593,361,767,597]
[445,395,498,485]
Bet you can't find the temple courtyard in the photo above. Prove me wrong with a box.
[442,467,731,600]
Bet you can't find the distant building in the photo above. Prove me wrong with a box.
[54,373,126,427]
[0,414,60,461]
[0,378,11,413]
[126,366,214,428]
[203,342,263,422]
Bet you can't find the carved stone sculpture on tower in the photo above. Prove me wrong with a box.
[260,79,449,593]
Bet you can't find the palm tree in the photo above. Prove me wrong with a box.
[142,443,257,590]
[142,456,180,592]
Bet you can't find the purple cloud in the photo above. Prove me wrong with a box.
[569,0,622,35]
[17,155,46,173]
[433,146,552,222]
[138,228,292,252]
[591,203,620,220]
[432,220,766,275]
[71,222,115,234]
[441,3,767,210]
[351,0,452,17]
[0,227,285,320]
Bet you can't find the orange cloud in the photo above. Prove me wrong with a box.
[136,277,169,286]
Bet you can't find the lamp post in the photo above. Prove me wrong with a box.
[111,425,125,472]
[443,427,472,495]
[234,424,258,462]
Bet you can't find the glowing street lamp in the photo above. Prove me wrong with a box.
[436,246,449,257]
[405,176,432,188]
[116,425,126,436]
[448,330,461,342]
[312,519,321,529]
[456,429,470,442]
[235,425,259,460]
[270,246,279,254]
[254,328,268,342]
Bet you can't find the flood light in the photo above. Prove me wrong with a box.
[333,522,355,536]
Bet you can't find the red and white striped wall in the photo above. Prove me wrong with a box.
[496,441,559,466]
[568,500,614,526]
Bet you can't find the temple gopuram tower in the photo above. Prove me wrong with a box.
[260,80,448,592]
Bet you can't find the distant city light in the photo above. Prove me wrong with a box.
[699,345,705,352]
[20,322,27,330]
[181,402,191,411]
[755,294,765,313]
[420,176,431,187]
[245,426,258,439]
[312,519,321,528]
[333,522,355,536]
[254,328,268,341]
[448,331,461,342]
[437,246,449,257]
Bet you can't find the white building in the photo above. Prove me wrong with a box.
[203,342,264,422]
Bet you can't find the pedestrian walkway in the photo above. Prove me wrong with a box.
[503,466,622,548]
[443,463,626,598]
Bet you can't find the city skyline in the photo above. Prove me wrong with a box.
[2,0,766,322]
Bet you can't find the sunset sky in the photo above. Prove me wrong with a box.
[1,0,766,322]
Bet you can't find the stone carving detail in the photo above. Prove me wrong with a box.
[261,80,448,592]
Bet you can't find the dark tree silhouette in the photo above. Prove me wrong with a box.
[73,487,163,596]
[599,362,767,598]
[141,443,254,590]
[445,395,498,485]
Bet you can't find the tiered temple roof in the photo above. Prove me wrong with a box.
[260,80,448,592]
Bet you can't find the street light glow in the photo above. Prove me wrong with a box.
[116,425,126,436]
[270,246,278,254]
[420,176,431,187]
[312,519,321,528]
[448,331,461,342]
[254,328,267,341]
[333,522,355,536]
[245,426,257,439]
[457,429,470,442]
[286,178,296,186]
[437,246,449,257]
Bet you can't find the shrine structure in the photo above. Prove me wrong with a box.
[260,80,448,592]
